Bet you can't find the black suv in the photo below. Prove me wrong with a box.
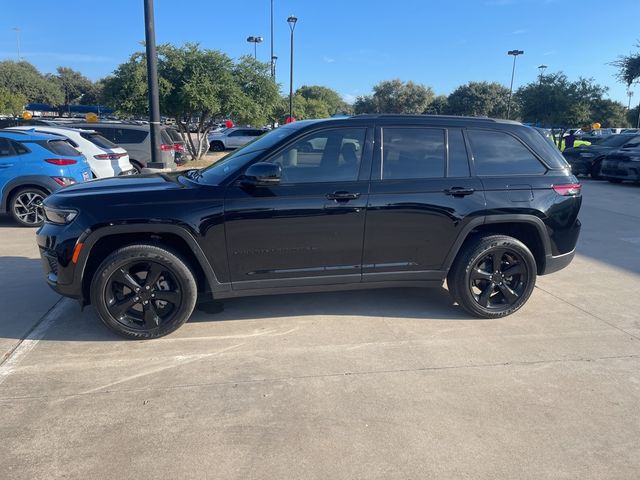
[37,115,582,339]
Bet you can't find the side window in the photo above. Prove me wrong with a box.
[10,140,29,155]
[381,128,445,179]
[467,130,546,176]
[91,127,115,142]
[448,129,470,177]
[228,130,245,137]
[0,138,14,157]
[249,130,264,137]
[268,128,366,183]
[113,128,148,144]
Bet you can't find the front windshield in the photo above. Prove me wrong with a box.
[199,123,311,184]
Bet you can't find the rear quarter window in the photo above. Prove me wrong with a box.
[467,129,546,176]
[112,128,148,144]
[165,128,183,142]
[41,140,82,156]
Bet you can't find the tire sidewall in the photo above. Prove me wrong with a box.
[91,246,197,339]
[10,187,47,227]
[455,236,537,318]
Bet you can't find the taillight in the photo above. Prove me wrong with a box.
[553,183,582,196]
[94,153,125,160]
[160,144,174,151]
[45,158,77,166]
[174,143,184,152]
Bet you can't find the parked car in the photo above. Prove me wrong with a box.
[600,143,640,183]
[208,127,265,151]
[164,127,186,165]
[0,130,91,227]
[70,122,177,172]
[9,126,135,178]
[563,133,640,178]
[37,115,582,339]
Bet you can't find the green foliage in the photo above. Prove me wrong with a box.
[0,60,63,105]
[613,43,640,87]
[296,85,351,115]
[628,105,640,128]
[590,98,629,127]
[424,95,448,115]
[232,56,281,126]
[48,67,95,104]
[446,81,510,118]
[0,87,26,115]
[354,79,434,114]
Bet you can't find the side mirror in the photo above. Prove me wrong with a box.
[241,162,281,187]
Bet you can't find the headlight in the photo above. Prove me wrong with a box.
[44,206,78,225]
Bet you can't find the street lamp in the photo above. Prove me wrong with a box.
[270,0,275,78]
[271,55,278,81]
[538,64,547,83]
[506,49,524,119]
[12,27,22,60]
[627,90,634,110]
[287,15,298,122]
[246,36,264,59]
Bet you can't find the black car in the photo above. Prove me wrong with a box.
[600,144,640,183]
[563,134,640,178]
[37,115,582,339]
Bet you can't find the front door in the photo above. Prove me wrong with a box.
[224,126,373,289]
[362,126,486,280]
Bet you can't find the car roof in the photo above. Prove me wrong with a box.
[0,129,65,141]
[9,126,97,135]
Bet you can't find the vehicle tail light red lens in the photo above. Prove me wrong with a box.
[174,143,184,152]
[45,158,77,166]
[553,184,582,196]
[94,153,125,160]
[160,144,174,151]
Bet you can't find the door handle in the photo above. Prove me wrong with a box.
[326,191,361,201]
[445,187,475,197]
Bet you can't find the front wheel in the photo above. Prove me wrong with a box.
[90,244,198,339]
[447,235,537,318]
[9,187,47,227]
[209,141,224,152]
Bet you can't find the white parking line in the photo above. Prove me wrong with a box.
[0,298,68,386]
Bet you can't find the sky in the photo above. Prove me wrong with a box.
[1,0,639,106]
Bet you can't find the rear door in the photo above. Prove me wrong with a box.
[362,125,485,280]
[224,125,373,288]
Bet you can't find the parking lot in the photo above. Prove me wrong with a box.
[1,179,639,479]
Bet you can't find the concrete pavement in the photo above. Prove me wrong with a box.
[1,179,639,479]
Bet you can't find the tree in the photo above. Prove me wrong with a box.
[516,73,608,146]
[0,60,63,105]
[295,85,351,115]
[48,67,95,106]
[590,98,629,128]
[354,79,434,114]
[0,87,26,116]
[103,43,279,160]
[424,95,448,115]
[613,42,640,88]
[446,81,510,118]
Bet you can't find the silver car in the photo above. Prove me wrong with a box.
[208,127,265,151]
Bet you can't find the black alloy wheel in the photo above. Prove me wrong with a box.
[91,244,198,339]
[210,141,224,152]
[448,235,537,318]
[10,187,47,227]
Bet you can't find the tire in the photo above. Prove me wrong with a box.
[608,179,623,184]
[210,141,224,152]
[590,158,603,180]
[130,160,143,173]
[90,244,198,339]
[9,187,48,227]
[447,235,537,319]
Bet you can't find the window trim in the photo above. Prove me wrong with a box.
[465,128,549,177]
[378,126,447,181]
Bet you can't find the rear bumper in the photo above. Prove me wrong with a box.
[541,248,576,275]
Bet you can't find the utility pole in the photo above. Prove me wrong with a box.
[506,49,524,119]
[270,0,275,78]
[287,15,298,122]
[12,27,22,60]
[143,0,162,168]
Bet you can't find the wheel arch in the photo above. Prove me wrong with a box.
[1,176,57,212]
[444,215,552,275]
[77,224,226,305]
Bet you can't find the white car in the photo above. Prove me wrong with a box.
[9,126,135,178]
[207,127,265,151]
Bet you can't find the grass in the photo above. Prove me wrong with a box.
[177,151,227,170]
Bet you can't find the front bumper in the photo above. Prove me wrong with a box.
[601,161,640,181]
[37,223,84,300]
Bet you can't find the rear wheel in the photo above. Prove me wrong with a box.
[210,141,224,152]
[90,244,198,339]
[590,158,603,180]
[9,187,47,227]
[447,235,537,318]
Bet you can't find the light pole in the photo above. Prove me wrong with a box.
[271,55,278,81]
[536,64,547,126]
[270,0,275,78]
[143,0,162,168]
[287,15,298,122]
[538,64,547,83]
[506,49,524,119]
[627,90,633,111]
[246,36,264,59]
[12,27,22,60]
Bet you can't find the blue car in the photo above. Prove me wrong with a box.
[0,130,91,227]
